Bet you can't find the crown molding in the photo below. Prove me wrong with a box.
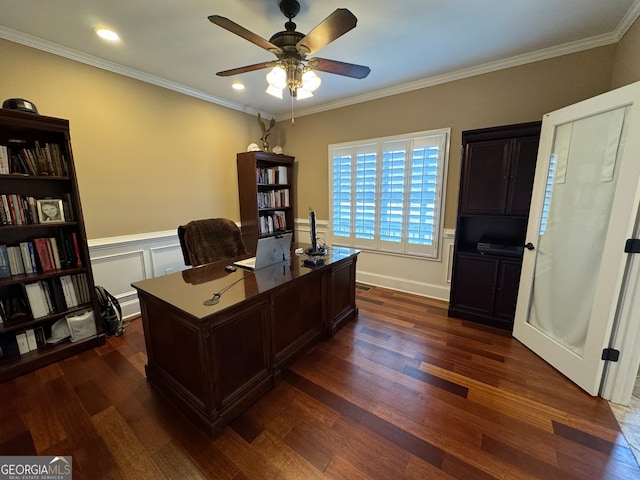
[282,31,621,121]
[616,0,640,38]
[0,26,272,118]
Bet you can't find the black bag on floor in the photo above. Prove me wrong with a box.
[95,286,124,336]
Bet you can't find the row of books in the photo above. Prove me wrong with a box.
[14,326,47,355]
[256,166,288,185]
[0,273,90,327]
[22,273,91,319]
[0,233,82,278]
[0,193,73,226]
[259,211,287,234]
[257,189,290,209]
[0,142,68,177]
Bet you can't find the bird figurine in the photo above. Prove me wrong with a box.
[258,113,276,151]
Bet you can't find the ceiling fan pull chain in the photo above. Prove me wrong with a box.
[291,95,295,125]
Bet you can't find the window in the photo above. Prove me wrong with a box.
[329,128,450,258]
[539,153,557,235]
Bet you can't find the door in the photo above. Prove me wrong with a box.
[451,253,499,315]
[513,81,640,395]
[505,136,539,215]
[459,139,511,214]
[494,260,522,322]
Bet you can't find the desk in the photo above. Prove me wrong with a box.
[132,247,359,435]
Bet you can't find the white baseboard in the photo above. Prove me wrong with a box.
[355,271,451,301]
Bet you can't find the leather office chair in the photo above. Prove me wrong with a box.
[178,218,247,266]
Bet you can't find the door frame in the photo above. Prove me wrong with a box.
[601,228,640,404]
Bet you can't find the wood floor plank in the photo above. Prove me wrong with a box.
[1,286,638,479]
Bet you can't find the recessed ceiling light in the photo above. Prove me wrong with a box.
[95,28,120,42]
[232,82,245,90]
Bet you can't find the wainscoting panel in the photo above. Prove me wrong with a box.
[89,230,186,319]
[89,222,454,319]
[150,243,185,277]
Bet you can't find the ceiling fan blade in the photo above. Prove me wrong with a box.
[296,9,357,56]
[308,58,370,79]
[216,61,276,77]
[208,15,283,55]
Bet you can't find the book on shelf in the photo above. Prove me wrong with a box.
[0,145,9,175]
[34,327,46,347]
[19,242,36,274]
[15,332,30,355]
[0,196,9,225]
[33,238,55,272]
[23,282,50,319]
[0,244,10,278]
[60,275,78,307]
[6,245,24,275]
[25,328,38,351]
[47,277,67,312]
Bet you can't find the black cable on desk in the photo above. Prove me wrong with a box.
[203,272,251,306]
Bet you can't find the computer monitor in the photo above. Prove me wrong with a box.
[305,209,326,256]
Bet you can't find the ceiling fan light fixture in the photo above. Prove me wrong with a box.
[266,65,287,90]
[232,81,245,90]
[266,84,284,99]
[209,5,368,104]
[296,87,314,100]
[301,69,321,92]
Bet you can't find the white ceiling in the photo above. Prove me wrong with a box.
[1,0,639,120]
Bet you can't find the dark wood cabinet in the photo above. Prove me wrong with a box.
[460,135,539,215]
[237,151,295,253]
[449,121,540,330]
[0,110,105,381]
[450,254,522,326]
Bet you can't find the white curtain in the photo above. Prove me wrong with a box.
[529,107,627,355]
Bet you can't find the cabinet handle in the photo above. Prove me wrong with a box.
[525,242,535,250]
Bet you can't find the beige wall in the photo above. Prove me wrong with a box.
[611,17,640,88]
[0,39,261,239]
[3,21,638,240]
[278,46,617,229]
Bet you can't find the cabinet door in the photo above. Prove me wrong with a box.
[460,139,511,214]
[450,254,499,315]
[505,136,539,215]
[493,259,522,321]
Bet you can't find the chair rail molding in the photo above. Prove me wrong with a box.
[90,222,454,319]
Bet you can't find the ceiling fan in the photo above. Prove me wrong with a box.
[208,0,371,100]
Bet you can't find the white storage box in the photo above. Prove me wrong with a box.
[66,310,97,342]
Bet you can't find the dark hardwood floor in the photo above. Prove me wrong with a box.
[1,286,638,479]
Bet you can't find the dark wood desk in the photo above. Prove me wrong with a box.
[132,247,359,435]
